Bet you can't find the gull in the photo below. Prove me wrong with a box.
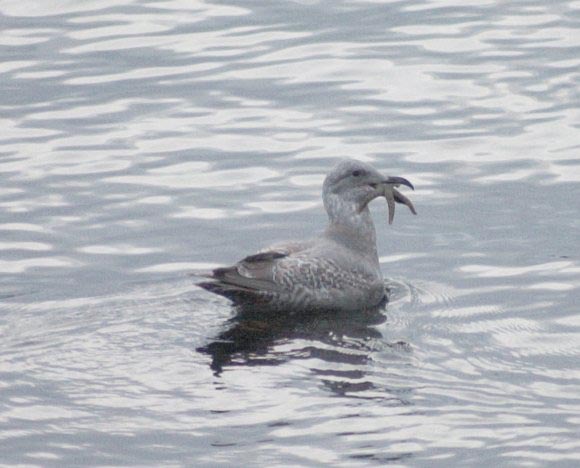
[199,159,416,311]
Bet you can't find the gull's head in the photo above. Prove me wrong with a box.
[323,159,415,223]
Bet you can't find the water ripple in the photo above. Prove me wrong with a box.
[1,0,580,465]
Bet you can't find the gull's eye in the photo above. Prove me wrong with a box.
[352,170,362,177]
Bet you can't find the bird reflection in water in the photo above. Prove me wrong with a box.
[198,294,411,399]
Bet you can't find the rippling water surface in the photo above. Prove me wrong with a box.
[1,0,580,465]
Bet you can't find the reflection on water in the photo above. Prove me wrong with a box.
[199,299,390,379]
[1,0,580,465]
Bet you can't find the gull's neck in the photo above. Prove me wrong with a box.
[323,194,379,263]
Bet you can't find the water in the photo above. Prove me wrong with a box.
[1,0,579,465]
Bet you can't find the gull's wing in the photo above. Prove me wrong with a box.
[202,251,287,295]
[199,239,316,297]
[199,246,320,305]
[198,243,381,308]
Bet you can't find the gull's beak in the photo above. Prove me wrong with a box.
[383,176,414,191]
[381,176,417,224]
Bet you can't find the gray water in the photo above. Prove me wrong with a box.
[1,0,580,466]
